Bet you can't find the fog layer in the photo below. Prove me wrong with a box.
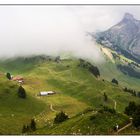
[0,6,140,62]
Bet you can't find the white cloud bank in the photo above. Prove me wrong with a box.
[0,6,140,62]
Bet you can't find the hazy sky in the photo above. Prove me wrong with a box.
[0,6,140,61]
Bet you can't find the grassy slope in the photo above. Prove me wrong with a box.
[34,111,129,135]
[0,57,139,134]
[96,46,140,91]
[0,75,45,134]
[97,61,140,90]
[11,58,140,112]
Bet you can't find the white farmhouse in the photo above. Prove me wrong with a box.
[39,91,55,96]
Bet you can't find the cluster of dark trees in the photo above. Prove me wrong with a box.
[117,64,140,79]
[78,59,100,78]
[24,55,52,64]
[22,119,36,133]
[99,105,116,114]
[124,101,140,128]
[89,65,100,78]
[123,87,140,97]
[54,111,69,123]
[18,86,26,99]
[112,53,120,60]
[103,106,116,114]
[6,72,12,80]
[130,62,140,68]
[103,92,108,102]
[111,78,119,85]
[123,87,137,96]
[124,102,137,116]
[24,55,61,65]
[55,56,61,63]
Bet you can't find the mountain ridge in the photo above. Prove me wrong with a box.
[95,13,140,63]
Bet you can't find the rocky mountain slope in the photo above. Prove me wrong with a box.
[96,13,140,63]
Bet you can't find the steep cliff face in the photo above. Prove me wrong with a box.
[96,13,140,63]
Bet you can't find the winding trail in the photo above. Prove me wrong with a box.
[50,104,57,112]
[114,118,133,135]
[111,99,117,110]
[117,122,132,133]
[112,100,133,134]
[114,100,117,110]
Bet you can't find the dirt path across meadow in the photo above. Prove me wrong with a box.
[50,104,57,112]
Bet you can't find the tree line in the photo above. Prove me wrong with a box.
[124,101,140,128]
[123,87,140,97]
[78,59,100,78]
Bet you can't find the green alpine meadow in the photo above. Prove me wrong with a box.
[0,6,140,135]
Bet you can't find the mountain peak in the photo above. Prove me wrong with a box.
[96,12,140,63]
[123,13,135,21]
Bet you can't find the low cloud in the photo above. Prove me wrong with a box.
[0,6,139,62]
